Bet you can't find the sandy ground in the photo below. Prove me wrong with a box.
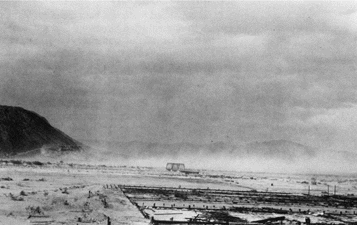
[0,165,150,225]
[0,164,249,225]
[1,163,357,224]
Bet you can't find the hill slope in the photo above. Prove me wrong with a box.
[245,140,316,160]
[0,105,83,156]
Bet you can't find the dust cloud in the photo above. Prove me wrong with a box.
[58,142,357,175]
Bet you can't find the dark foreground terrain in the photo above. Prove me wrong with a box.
[1,160,357,224]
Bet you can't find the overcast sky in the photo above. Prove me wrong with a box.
[1,1,356,151]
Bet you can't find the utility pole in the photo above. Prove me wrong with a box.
[327,185,330,196]
[334,185,336,195]
[308,185,310,195]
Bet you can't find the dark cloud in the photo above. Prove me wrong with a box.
[0,1,357,152]
[178,2,330,35]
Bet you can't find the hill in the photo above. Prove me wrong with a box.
[245,140,316,160]
[0,105,83,157]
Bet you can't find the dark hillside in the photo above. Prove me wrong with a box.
[0,105,82,156]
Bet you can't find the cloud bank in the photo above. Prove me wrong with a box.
[1,1,357,155]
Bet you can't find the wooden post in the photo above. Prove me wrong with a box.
[334,185,336,195]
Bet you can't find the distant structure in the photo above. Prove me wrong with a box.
[166,163,185,172]
[180,169,200,175]
[311,177,317,185]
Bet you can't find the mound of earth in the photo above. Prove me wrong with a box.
[0,105,83,157]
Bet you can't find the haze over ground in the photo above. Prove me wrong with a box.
[1,2,357,172]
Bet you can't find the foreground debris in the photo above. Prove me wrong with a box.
[1,160,357,224]
[114,185,357,224]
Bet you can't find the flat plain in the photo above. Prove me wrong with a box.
[1,161,357,224]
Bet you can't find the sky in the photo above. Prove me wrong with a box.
[1,1,357,152]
